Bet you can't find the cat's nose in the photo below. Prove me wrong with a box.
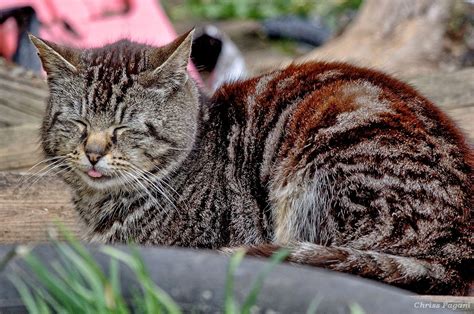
[84,131,109,166]
[86,151,103,165]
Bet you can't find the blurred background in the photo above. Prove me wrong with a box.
[1,0,474,88]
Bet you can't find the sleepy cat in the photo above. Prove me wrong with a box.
[29,30,472,295]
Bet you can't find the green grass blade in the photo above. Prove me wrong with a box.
[241,249,289,314]
[56,224,108,283]
[0,248,18,272]
[35,296,51,314]
[11,264,69,314]
[349,303,366,314]
[53,242,88,287]
[50,261,96,303]
[107,257,130,313]
[102,246,182,314]
[131,247,182,314]
[109,258,121,295]
[306,296,322,314]
[8,274,40,314]
[22,253,83,312]
[56,243,104,289]
[224,249,246,314]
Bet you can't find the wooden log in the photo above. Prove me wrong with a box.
[0,58,47,89]
[298,0,457,76]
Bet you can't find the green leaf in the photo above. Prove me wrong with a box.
[57,225,107,283]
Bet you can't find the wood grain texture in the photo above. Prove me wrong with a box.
[409,68,474,109]
[0,173,80,243]
[0,124,42,171]
[0,58,47,126]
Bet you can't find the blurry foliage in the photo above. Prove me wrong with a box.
[313,0,363,32]
[447,1,474,46]
[169,0,363,25]
[170,0,314,20]
[445,1,474,66]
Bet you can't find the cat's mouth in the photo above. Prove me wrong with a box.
[87,169,104,178]
[76,167,121,190]
[84,168,111,181]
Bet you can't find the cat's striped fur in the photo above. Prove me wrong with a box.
[31,31,472,295]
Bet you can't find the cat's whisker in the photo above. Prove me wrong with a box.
[143,171,184,209]
[18,157,69,189]
[21,162,71,194]
[24,162,68,190]
[128,166,171,196]
[18,160,63,186]
[51,165,74,179]
[129,164,181,199]
[165,146,188,151]
[119,170,167,213]
[127,164,180,208]
[20,156,66,181]
[154,176,180,199]
[127,169,173,204]
[128,168,177,210]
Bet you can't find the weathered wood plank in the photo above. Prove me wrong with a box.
[0,59,46,127]
[0,173,80,243]
[0,85,47,118]
[446,106,474,143]
[409,68,474,110]
[0,124,43,171]
[0,102,41,127]
[0,58,47,89]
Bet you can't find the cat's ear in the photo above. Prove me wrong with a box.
[140,29,194,89]
[28,34,80,78]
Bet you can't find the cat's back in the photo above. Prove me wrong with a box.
[212,62,471,172]
[211,61,472,249]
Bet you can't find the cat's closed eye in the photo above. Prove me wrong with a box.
[111,125,129,144]
[71,119,88,133]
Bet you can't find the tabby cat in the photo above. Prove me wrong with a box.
[29,31,472,295]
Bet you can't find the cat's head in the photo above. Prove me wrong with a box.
[30,31,200,191]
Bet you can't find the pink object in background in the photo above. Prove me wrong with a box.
[0,0,200,80]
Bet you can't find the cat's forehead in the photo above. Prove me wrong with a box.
[78,41,151,115]
[83,40,152,75]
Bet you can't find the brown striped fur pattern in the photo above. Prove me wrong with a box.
[30,32,472,295]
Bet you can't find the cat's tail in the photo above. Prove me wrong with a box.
[226,243,469,295]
